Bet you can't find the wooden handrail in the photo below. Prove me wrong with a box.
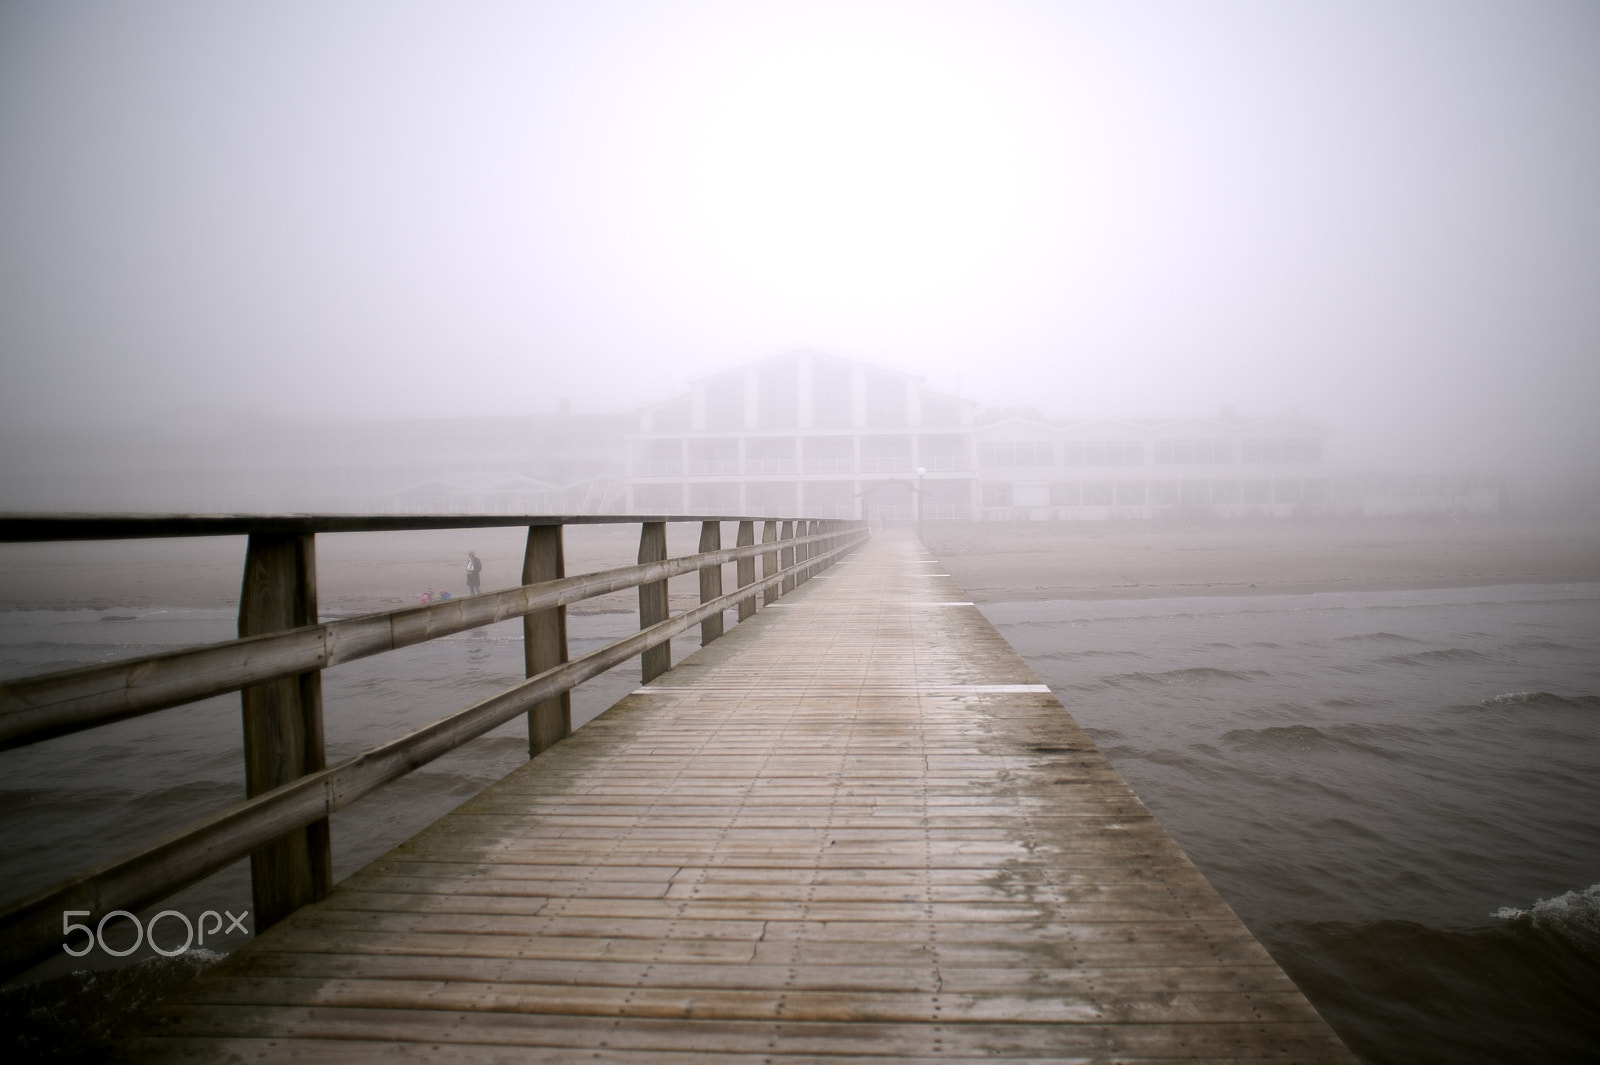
[0,527,852,751]
[0,513,805,543]
[0,516,868,981]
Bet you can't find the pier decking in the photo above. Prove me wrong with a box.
[129,537,1355,1062]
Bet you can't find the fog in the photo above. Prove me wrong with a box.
[2,1,1598,500]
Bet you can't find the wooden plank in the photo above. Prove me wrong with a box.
[238,531,331,932]
[135,1004,1354,1058]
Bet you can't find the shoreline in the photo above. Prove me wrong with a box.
[924,513,1600,604]
[0,514,1594,614]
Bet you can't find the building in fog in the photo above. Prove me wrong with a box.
[622,353,1504,522]
[625,352,980,520]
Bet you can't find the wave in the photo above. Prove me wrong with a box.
[1378,648,1491,666]
[1100,666,1260,687]
[1336,631,1426,645]
[1221,722,1424,757]
[1031,647,1145,661]
[1480,691,1600,711]
[1495,883,1600,936]
[1509,637,1585,652]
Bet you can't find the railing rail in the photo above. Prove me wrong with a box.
[0,527,853,750]
[0,513,869,981]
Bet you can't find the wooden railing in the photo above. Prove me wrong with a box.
[0,513,869,981]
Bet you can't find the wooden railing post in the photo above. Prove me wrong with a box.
[638,522,670,682]
[779,521,795,594]
[523,524,570,757]
[238,532,330,933]
[761,520,780,606]
[698,520,724,645]
[798,520,812,583]
[735,520,756,620]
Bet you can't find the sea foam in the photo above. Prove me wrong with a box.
[1493,882,1600,935]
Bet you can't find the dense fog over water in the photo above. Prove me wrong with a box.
[2,0,1598,499]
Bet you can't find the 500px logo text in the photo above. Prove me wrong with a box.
[62,909,249,958]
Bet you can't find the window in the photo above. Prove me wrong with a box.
[704,376,744,431]
[1050,482,1081,506]
[981,482,1014,506]
[811,361,853,428]
[979,441,1054,467]
[633,484,683,512]
[653,400,690,433]
[1062,440,1143,465]
[1082,482,1113,505]
[688,483,740,512]
[1014,483,1049,507]
[865,373,908,427]
[1243,438,1322,463]
[921,395,962,427]
[1153,439,1233,464]
[759,362,798,430]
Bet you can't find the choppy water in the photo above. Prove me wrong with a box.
[984,583,1600,1065]
[3,583,1598,1063]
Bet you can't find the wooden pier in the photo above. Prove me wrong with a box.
[126,536,1355,1062]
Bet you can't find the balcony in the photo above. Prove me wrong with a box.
[685,459,740,476]
[918,455,969,473]
[744,459,798,475]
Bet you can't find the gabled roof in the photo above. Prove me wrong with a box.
[687,349,928,387]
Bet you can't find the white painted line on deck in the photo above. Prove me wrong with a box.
[633,683,1051,695]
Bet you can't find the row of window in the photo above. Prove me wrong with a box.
[979,438,1323,467]
[633,479,977,513]
[981,478,1332,507]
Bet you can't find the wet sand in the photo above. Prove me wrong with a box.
[0,515,1596,617]
[921,514,1600,602]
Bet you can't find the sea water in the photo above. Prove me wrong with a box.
[984,583,1600,1065]
[3,584,1598,1063]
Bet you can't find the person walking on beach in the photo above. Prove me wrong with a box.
[466,551,483,595]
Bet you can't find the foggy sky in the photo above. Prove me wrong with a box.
[2,1,1597,477]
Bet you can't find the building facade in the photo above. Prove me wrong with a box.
[625,352,980,520]
[975,415,1501,519]
[613,352,1504,522]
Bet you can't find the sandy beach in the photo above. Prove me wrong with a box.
[0,514,1596,619]
[922,514,1600,602]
